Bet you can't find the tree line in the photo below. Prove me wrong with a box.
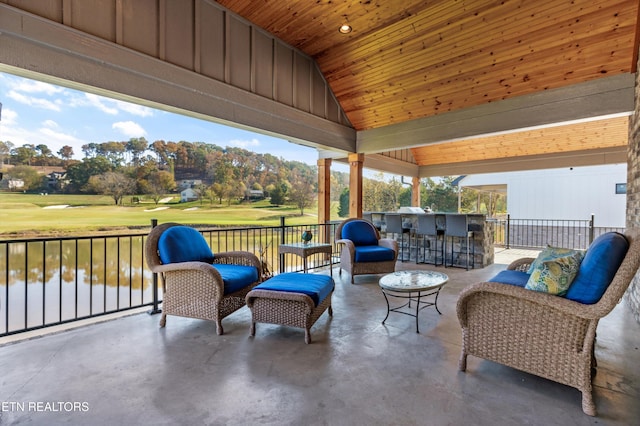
[0,139,504,216]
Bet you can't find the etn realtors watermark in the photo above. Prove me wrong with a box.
[1,401,89,412]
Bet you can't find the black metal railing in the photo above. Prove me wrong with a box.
[0,219,339,337]
[492,214,626,249]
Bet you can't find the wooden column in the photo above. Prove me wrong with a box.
[412,176,420,207]
[348,153,364,218]
[317,158,332,243]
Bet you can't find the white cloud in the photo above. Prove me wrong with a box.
[10,79,63,96]
[42,119,59,128]
[229,138,261,149]
[38,127,82,143]
[112,121,146,137]
[0,107,18,125]
[84,93,118,115]
[7,90,61,111]
[115,101,154,117]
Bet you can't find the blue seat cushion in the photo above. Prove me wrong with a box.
[158,226,215,264]
[488,270,530,287]
[354,246,396,263]
[566,232,629,304]
[213,264,259,295]
[253,273,334,306]
[342,220,378,246]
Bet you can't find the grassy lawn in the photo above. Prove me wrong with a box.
[0,193,336,237]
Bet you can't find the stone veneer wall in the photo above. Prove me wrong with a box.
[624,54,640,323]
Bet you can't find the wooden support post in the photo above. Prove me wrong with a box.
[317,158,332,243]
[348,153,364,218]
[412,176,420,207]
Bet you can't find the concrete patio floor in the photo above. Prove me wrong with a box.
[1,249,639,425]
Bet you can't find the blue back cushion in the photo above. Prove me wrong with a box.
[488,270,530,287]
[213,264,259,294]
[158,226,215,264]
[565,232,629,304]
[354,246,396,263]
[342,220,378,246]
[254,273,334,306]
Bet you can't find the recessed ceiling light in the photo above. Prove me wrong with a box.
[339,24,352,34]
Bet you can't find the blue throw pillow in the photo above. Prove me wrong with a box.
[158,226,215,264]
[342,220,378,246]
[565,232,628,304]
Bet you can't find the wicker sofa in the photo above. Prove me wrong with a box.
[145,222,262,335]
[456,230,640,416]
[335,218,398,283]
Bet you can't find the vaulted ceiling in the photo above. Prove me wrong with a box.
[218,0,640,172]
[1,0,639,176]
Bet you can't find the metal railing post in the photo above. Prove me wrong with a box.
[279,216,286,273]
[506,214,510,249]
[589,214,595,244]
[148,218,162,315]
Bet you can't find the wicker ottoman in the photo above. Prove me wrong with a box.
[245,273,334,344]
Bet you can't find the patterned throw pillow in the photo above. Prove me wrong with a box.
[525,251,584,296]
[527,246,585,274]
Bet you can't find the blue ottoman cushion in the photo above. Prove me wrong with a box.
[213,264,259,295]
[488,270,530,287]
[254,273,334,306]
[354,246,396,262]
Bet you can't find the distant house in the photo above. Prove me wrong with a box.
[458,164,626,228]
[246,189,264,200]
[47,171,68,191]
[177,179,203,191]
[180,188,198,202]
[4,178,25,191]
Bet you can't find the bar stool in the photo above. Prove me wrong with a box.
[385,214,411,262]
[444,214,475,270]
[415,214,443,265]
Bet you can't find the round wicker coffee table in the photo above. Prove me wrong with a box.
[378,270,449,333]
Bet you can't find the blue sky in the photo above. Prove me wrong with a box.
[0,71,334,167]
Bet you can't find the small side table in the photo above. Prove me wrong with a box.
[278,242,333,277]
[379,270,448,333]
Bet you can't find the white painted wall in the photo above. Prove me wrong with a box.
[459,164,627,227]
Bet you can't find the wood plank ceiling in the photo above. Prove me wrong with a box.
[217,0,640,169]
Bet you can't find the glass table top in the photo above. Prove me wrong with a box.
[379,270,449,292]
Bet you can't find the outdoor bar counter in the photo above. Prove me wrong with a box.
[365,211,494,268]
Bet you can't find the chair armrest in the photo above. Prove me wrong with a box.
[456,281,606,328]
[506,257,536,271]
[151,261,226,298]
[336,239,356,263]
[378,238,399,254]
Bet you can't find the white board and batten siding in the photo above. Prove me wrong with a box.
[459,164,627,228]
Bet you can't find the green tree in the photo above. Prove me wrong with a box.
[12,144,37,166]
[144,170,176,205]
[66,157,113,192]
[338,188,350,217]
[87,172,136,205]
[289,174,315,215]
[0,141,14,166]
[270,182,287,206]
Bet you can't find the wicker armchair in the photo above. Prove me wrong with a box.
[456,229,640,416]
[145,222,262,335]
[335,218,398,283]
